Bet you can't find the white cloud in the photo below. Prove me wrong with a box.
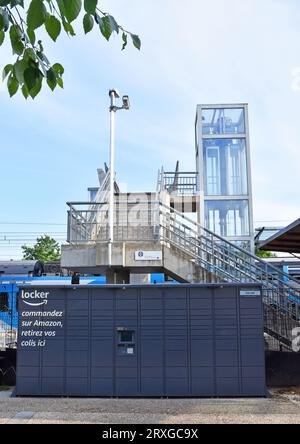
[291,67,300,92]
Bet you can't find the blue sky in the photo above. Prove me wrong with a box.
[1,0,300,259]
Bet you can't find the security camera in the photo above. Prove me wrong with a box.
[122,95,130,110]
[109,89,120,98]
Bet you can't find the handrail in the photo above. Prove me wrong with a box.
[159,201,300,326]
[159,202,300,288]
[161,212,289,287]
[163,171,198,174]
[67,202,107,206]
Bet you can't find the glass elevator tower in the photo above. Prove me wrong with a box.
[195,104,254,251]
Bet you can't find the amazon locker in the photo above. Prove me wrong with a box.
[15,284,266,397]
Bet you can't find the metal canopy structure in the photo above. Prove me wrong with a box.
[258,218,300,253]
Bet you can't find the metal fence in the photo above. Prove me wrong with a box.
[157,169,197,195]
[0,296,17,351]
[67,200,161,244]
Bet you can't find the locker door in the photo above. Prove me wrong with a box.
[64,288,89,396]
[114,288,139,396]
[214,287,240,396]
[41,288,65,395]
[239,288,266,396]
[190,287,215,396]
[140,287,164,396]
[164,288,189,396]
[90,288,114,396]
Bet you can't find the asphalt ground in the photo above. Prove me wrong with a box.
[0,387,300,424]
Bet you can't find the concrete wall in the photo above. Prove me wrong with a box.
[61,244,97,269]
[62,240,214,284]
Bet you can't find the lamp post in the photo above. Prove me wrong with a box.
[108,89,130,267]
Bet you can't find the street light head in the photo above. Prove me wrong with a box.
[109,88,120,99]
[122,95,130,110]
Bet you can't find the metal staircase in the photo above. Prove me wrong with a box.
[159,202,300,351]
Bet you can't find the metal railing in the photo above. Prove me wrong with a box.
[157,168,197,195]
[66,197,300,351]
[159,203,300,351]
[67,200,161,244]
[0,315,17,350]
[67,170,111,244]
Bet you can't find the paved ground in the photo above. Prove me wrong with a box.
[0,388,300,424]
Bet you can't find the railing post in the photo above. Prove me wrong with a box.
[67,209,71,243]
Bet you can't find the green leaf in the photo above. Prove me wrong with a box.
[63,21,75,36]
[0,1,11,6]
[12,23,22,38]
[52,62,64,76]
[45,14,61,41]
[22,83,29,99]
[7,74,19,97]
[46,67,57,90]
[121,32,127,50]
[24,66,41,93]
[27,27,35,45]
[27,0,47,30]
[2,9,9,31]
[83,13,93,34]
[107,15,119,34]
[24,47,36,61]
[57,77,63,88]
[0,29,4,45]
[29,75,42,98]
[2,63,13,81]
[55,0,67,24]
[62,0,81,23]
[14,59,27,83]
[0,14,4,32]
[10,0,24,7]
[99,16,112,41]
[131,34,141,50]
[84,0,96,14]
[9,25,24,55]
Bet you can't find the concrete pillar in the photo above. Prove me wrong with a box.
[130,274,151,285]
[106,269,130,284]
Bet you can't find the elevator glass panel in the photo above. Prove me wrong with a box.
[203,139,247,196]
[202,108,245,135]
[204,200,250,237]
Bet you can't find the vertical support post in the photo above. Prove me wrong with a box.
[108,91,116,267]
[107,89,129,267]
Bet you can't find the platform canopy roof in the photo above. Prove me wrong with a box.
[258,218,300,253]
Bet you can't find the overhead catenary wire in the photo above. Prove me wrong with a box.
[0,228,66,259]
[0,220,294,225]
[0,222,66,225]
[0,232,67,235]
